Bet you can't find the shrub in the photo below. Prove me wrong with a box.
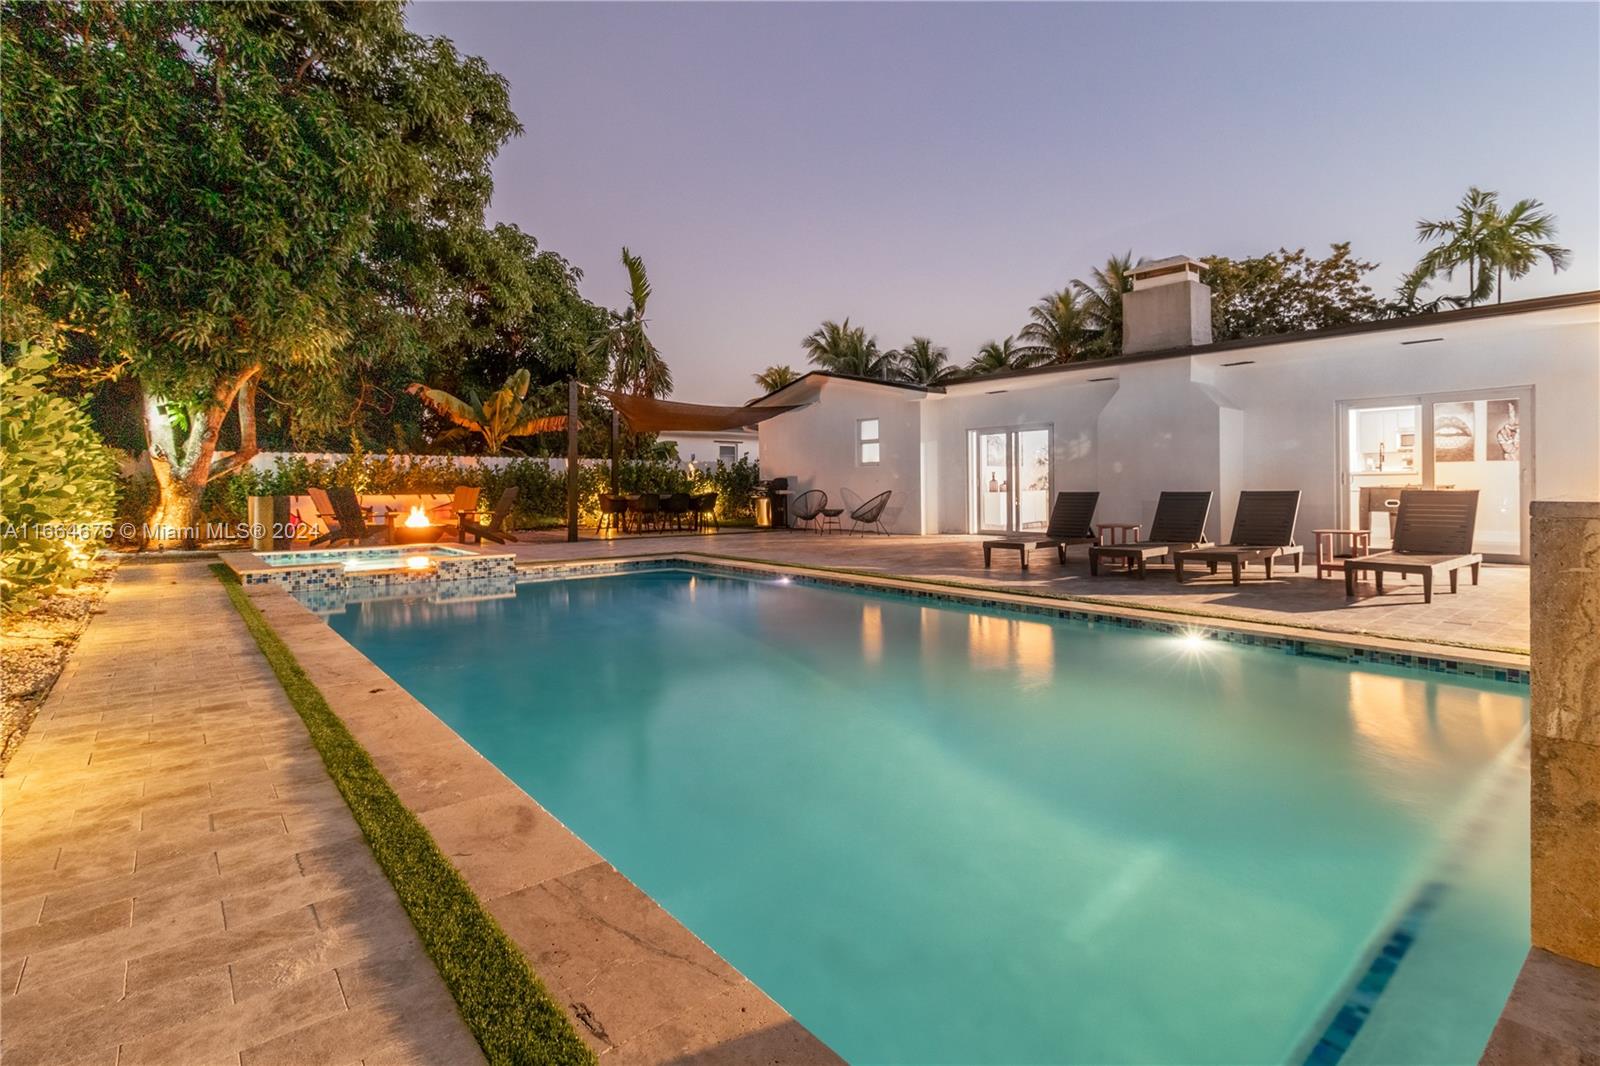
[1,339,119,607]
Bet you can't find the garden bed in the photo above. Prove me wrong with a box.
[0,557,119,772]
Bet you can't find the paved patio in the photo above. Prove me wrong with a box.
[0,562,482,1066]
[499,529,1532,653]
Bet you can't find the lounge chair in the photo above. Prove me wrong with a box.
[1088,491,1213,578]
[459,487,520,545]
[983,492,1099,570]
[1175,491,1302,584]
[1344,489,1481,604]
[316,487,381,548]
[432,486,481,527]
[849,490,893,536]
[791,489,827,533]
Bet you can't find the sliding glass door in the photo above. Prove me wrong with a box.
[970,427,1052,533]
[1338,387,1532,561]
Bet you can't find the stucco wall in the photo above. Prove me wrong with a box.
[756,379,927,532]
[758,300,1600,548]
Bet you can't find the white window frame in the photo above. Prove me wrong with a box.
[857,418,881,466]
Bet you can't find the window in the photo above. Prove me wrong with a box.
[718,444,738,464]
[858,418,881,464]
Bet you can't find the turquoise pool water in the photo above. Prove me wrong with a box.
[324,567,1529,1065]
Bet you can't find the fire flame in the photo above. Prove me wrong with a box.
[403,505,431,528]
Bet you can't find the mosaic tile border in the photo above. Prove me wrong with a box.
[516,557,1530,686]
[234,549,516,593]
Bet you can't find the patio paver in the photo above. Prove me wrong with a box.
[500,529,1531,652]
[0,561,483,1066]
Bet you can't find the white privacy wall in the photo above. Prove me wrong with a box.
[757,299,1600,547]
[756,378,929,532]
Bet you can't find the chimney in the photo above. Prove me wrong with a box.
[1121,256,1212,355]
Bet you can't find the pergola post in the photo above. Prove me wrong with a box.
[610,408,620,496]
[566,377,579,542]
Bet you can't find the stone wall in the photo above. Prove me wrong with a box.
[1480,499,1600,1064]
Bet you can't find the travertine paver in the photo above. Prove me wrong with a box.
[0,561,482,1066]
[247,584,843,1064]
[501,529,1532,651]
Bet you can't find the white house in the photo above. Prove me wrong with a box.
[753,258,1600,562]
[657,429,759,470]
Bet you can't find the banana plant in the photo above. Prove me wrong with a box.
[407,369,568,455]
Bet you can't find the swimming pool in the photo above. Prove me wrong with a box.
[323,565,1529,1065]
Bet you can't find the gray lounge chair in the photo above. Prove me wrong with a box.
[1344,489,1481,603]
[1175,491,1303,584]
[791,489,827,533]
[983,492,1099,570]
[1088,491,1213,578]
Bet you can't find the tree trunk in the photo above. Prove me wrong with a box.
[141,367,261,549]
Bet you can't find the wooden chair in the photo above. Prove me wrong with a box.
[1175,491,1302,584]
[458,487,520,545]
[983,492,1098,569]
[1088,492,1213,578]
[316,487,381,547]
[431,486,481,527]
[1344,489,1481,603]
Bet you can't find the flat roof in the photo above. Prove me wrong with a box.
[746,290,1600,403]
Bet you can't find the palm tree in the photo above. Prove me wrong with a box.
[890,337,957,386]
[967,336,1025,376]
[407,369,566,454]
[1483,196,1571,302]
[753,365,802,393]
[1072,252,1135,358]
[1412,187,1502,308]
[1017,288,1088,365]
[596,248,673,396]
[801,318,891,378]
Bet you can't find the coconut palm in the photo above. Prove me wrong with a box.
[596,247,673,396]
[890,337,957,386]
[1072,252,1135,358]
[1411,187,1502,308]
[1017,288,1089,365]
[1482,196,1571,302]
[754,365,802,393]
[802,318,891,378]
[967,336,1025,376]
[407,369,567,455]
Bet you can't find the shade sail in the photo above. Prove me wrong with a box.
[597,389,805,433]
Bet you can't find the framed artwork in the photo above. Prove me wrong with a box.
[1433,401,1475,463]
[1487,399,1520,461]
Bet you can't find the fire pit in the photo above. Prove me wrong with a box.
[386,504,446,545]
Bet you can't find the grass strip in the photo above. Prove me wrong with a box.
[211,565,595,1066]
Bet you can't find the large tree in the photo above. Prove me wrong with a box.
[889,337,957,386]
[1408,187,1571,307]
[595,248,672,398]
[801,318,892,379]
[1072,252,1135,358]
[1201,244,1383,342]
[967,336,1026,376]
[753,365,801,393]
[1017,288,1089,365]
[2,2,519,545]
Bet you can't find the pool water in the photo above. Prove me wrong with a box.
[257,545,473,571]
[325,567,1530,1065]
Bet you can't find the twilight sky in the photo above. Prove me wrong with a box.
[407,1,1600,404]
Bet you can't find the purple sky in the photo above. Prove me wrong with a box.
[407,1,1600,403]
